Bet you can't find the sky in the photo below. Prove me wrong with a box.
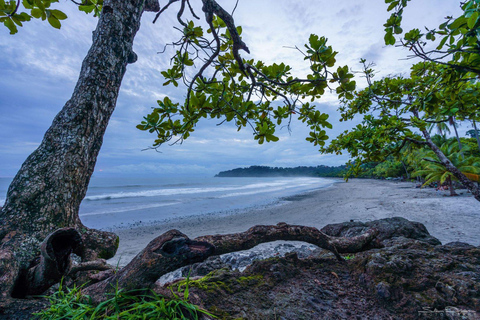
[0,0,464,178]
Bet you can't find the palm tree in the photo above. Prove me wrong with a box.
[412,141,480,196]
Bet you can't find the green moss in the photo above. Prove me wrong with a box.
[114,235,120,250]
[175,270,264,294]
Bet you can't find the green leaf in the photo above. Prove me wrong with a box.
[34,0,45,11]
[467,11,478,28]
[30,8,42,18]
[4,17,18,34]
[47,15,60,29]
[437,36,448,50]
[384,31,396,45]
[49,9,67,20]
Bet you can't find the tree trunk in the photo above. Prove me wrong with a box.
[0,0,160,300]
[448,177,458,196]
[401,160,410,179]
[473,120,480,153]
[417,120,480,201]
[450,116,464,159]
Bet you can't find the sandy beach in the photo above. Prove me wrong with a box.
[109,179,480,266]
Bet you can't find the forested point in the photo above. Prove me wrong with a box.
[215,165,346,178]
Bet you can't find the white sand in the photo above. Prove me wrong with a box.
[108,179,480,266]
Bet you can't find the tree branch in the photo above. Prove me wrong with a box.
[195,222,379,261]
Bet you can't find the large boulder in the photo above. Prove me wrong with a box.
[321,217,441,246]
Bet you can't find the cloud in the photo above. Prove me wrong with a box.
[0,0,465,178]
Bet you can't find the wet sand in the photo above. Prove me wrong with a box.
[108,179,480,266]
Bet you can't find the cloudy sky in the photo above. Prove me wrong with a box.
[0,0,463,177]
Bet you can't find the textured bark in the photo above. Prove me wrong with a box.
[23,228,82,297]
[83,224,378,302]
[473,120,480,152]
[0,0,160,301]
[195,222,379,260]
[83,230,214,302]
[448,177,458,196]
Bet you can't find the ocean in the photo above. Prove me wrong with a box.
[0,176,334,230]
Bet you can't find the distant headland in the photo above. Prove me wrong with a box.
[215,165,346,178]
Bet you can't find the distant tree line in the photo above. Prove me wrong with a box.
[215,165,346,178]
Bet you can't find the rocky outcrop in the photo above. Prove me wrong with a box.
[321,216,442,246]
[158,217,479,319]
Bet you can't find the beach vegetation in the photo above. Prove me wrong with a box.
[216,165,346,178]
[37,280,215,319]
[175,270,264,295]
[323,0,480,200]
[343,254,355,261]
[411,141,480,195]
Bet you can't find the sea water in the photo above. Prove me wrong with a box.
[0,176,334,230]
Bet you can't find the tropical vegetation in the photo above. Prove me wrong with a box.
[37,280,213,320]
[411,141,480,196]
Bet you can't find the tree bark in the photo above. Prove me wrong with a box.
[450,116,464,159]
[195,222,379,259]
[83,223,378,303]
[473,120,480,153]
[448,177,458,196]
[82,229,215,303]
[0,0,160,300]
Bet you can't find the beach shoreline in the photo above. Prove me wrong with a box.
[108,178,480,266]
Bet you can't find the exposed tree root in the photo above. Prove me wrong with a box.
[1,223,378,315]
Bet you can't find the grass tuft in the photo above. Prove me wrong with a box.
[36,279,215,319]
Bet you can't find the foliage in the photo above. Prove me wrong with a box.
[36,280,214,319]
[372,158,404,179]
[137,12,355,149]
[322,56,479,180]
[384,0,480,77]
[411,141,480,186]
[0,0,102,34]
[215,165,346,178]
[466,129,480,138]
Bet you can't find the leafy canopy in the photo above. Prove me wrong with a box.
[322,0,480,178]
[137,16,355,149]
[0,0,102,34]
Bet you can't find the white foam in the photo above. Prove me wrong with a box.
[79,202,179,216]
[84,180,306,201]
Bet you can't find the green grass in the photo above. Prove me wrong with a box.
[36,279,215,319]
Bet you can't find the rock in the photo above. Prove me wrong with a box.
[157,240,318,285]
[321,216,442,245]
[157,218,480,319]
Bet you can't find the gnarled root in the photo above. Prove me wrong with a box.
[82,229,214,303]
[195,222,379,261]
[82,223,378,303]
[23,228,83,296]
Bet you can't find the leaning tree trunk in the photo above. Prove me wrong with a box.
[449,116,464,159]
[473,119,480,153]
[417,120,480,201]
[0,0,160,300]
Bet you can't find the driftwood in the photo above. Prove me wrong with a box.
[82,223,377,302]
[195,222,379,261]
[2,223,378,313]
[82,230,214,302]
